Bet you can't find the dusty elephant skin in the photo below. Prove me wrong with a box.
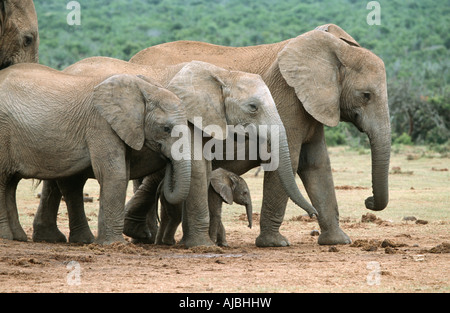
[156,168,252,247]
[0,0,39,69]
[0,63,191,245]
[129,24,392,247]
[33,58,311,248]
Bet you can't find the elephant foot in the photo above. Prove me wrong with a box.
[12,226,28,242]
[69,227,95,244]
[123,218,153,243]
[318,227,351,245]
[183,234,214,248]
[32,225,67,243]
[0,223,14,241]
[216,240,228,247]
[255,231,290,247]
[95,234,126,245]
[155,237,176,246]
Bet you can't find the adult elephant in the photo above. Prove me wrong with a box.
[33,59,315,247]
[0,64,191,244]
[129,24,391,246]
[0,0,39,69]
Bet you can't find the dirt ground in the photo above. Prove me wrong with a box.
[0,146,449,293]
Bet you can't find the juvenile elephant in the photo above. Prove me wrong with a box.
[0,63,191,244]
[33,59,316,247]
[156,168,252,247]
[0,0,39,69]
[129,24,391,246]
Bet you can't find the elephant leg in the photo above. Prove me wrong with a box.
[56,175,94,244]
[297,131,351,245]
[181,158,214,248]
[0,176,14,240]
[256,170,291,247]
[216,221,228,247]
[157,200,181,245]
[155,201,167,245]
[208,192,224,246]
[32,180,67,243]
[124,169,165,243]
[5,175,27,241]
[90,143,129,245]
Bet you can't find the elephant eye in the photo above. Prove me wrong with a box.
[248,103,258,113]
[23,35,34,47]
[363,92,371,102]
[163,125,172,134]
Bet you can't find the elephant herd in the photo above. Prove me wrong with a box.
[0,0,391,249]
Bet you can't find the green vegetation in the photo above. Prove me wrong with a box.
[34,0,449,145]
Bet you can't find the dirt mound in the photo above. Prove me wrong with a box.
[425,242,450,254]
[350,238,407,253]
[361,213,391,225]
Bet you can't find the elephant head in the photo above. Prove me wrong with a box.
[210,168,253,228]
[0,0,39,69]
[92,74,191,204]
[278,26,391,212]
[166,61,317,217]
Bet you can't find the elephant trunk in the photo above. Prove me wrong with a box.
[365,127,391,211]
[245,203,253,229]
[264,119,317,217]
[163,158,192,205]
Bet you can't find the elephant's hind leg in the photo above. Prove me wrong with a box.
[5,175,27,241]
[0,176,14,240]
[57,175,94,244]
[32,180,67,243]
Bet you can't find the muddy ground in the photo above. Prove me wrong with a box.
[0,147,449,293]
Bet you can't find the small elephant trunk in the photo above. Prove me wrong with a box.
[245,203,253,229]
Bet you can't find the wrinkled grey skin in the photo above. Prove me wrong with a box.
[0,0,39,69]
[33,58,314,248]
[129,24,391,246]
[156,168,252,247]
[0,63,190,245]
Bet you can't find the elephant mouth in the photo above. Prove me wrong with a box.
[0,60,13,71]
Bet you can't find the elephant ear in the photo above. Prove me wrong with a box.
[278,30,347,127]
[167,61,229,140]
[210,172,234,205]
[315,24,360,47]
[93,74,149,151]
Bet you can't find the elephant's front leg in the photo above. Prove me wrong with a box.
[90,143,130,245]
[297,132,351,245]
[256,170,292,247]
[181,158,214,248]
[32,180,67,243]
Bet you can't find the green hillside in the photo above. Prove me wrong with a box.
[34,0,449,145]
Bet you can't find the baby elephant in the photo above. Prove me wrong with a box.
[156,168,252,246]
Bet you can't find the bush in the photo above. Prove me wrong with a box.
[393,133,413,145]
